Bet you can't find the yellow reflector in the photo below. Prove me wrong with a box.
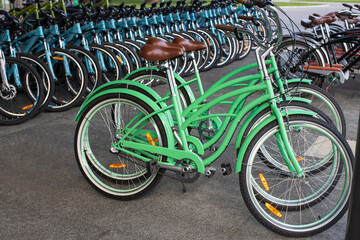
[109,164,126,168]
[297,157,305,162]
[52,56,64,60]
[265,202,282,218]
[259,173,269,191]
[116,56,124,64]
[22,104,34,110]
[146,132,158,146]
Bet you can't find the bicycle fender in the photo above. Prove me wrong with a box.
[235,98,315,150]
[78,80,174,126]
[286,79,312,84]
[81,79,165,108]
[75,87,173,132]
[234,110,316,173]
[76,88,175,151]
[123,66,158,79]
[235,102,271,150]
[124,67,196,103]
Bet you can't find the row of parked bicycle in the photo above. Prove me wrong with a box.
[0,0,259,125]
[1,0,358,237]
[1,0,360,125]
[276,2,360,88]
[72,0,356,237]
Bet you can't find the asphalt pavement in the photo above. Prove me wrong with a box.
[1,3,360,240]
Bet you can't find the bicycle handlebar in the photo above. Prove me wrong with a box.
[215,24,268,49]
[235,0,271,8]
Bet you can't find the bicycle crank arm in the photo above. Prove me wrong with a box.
[118,141,205,174]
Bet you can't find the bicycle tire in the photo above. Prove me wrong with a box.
[125,69,192,109]
[275,38,326,87]
[75,93,168,200]
[113,41,142,70]
[67,44,103,95]
[88,43,122,83]
[0,56,44,125]
[102,42,133,78]
[37,48,88,111]
[18,53,54,112]
[239,115,353,237]
[285,82,346,136]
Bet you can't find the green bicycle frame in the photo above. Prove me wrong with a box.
[77,46,311,177]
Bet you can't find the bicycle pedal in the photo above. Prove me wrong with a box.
[221,163,232,176]
[209,145,218,151]
[146,160,159,174]
[205,167,216,178]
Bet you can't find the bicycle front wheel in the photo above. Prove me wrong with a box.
[37,48,88,111]
[239,115,353,237]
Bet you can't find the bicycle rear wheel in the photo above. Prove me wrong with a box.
[275,39,325,87]
[0,57,44,125]
[75,93,168,200]
[239,115,353,237]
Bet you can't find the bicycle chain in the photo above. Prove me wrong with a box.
[116,151,192,184]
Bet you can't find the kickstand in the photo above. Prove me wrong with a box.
[181,182,187,193]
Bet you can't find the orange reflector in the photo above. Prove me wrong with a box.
[116,56,124,64]
[146,132,158,146]
[22,104,34,110]
[297,157,305,162]
[259,173,269,191]
[265,202,282,218]
[109,164,126,168]
[52,57,64,60]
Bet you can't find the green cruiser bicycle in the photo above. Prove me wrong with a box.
[74,0,353,237]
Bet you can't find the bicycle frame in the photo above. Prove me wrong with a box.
[76,45,310,178]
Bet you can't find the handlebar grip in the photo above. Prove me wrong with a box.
[235,0,254,8]
[343,3,353,9]
[254,0,268,8]
[215,24,236,32]
[235,0,248,4]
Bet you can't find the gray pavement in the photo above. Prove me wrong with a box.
[1,4,360,240]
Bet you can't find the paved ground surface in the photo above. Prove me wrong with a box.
[1,3,360,240]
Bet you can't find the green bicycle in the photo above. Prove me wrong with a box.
[74,1,353,237]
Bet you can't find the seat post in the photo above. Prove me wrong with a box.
[188,51,205,96]
[163,59,189,151]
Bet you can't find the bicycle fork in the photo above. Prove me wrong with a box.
[258,48,305,178]
[0,50,10,90]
